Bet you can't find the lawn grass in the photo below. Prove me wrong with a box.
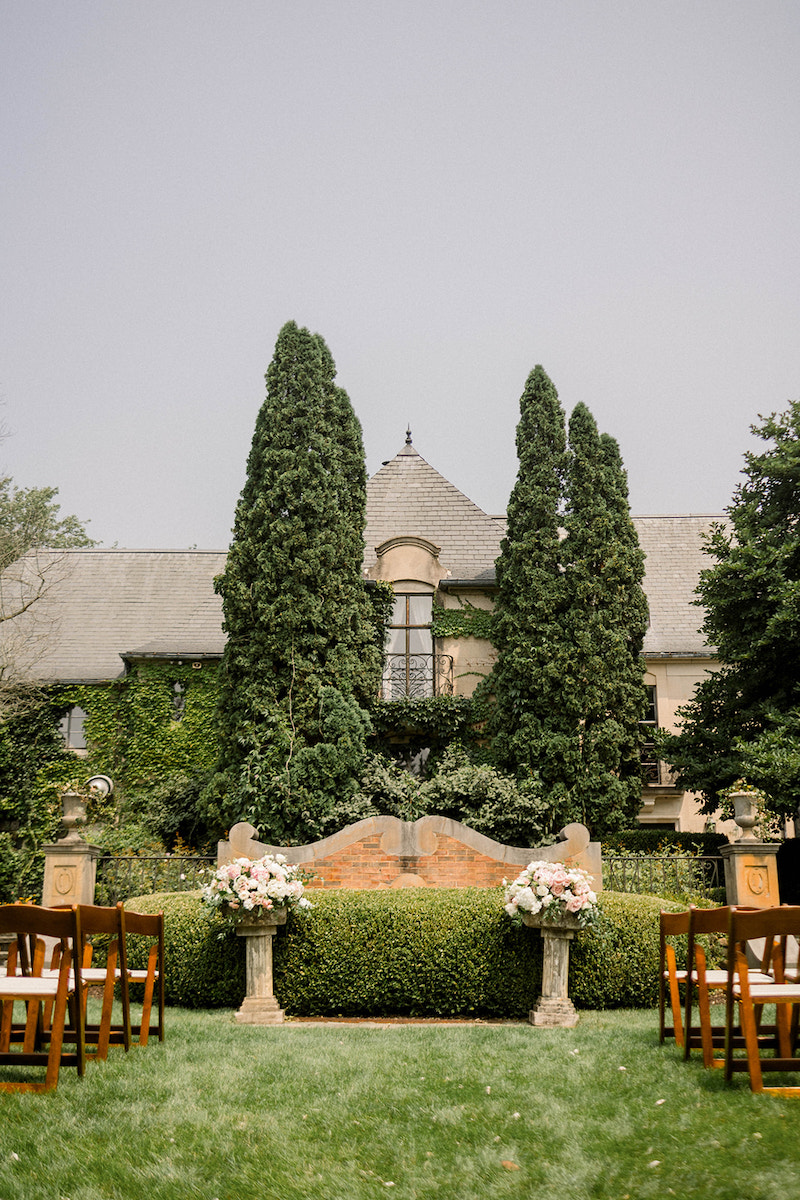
[1,1004,799,1200]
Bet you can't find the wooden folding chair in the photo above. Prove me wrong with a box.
[0,904,86,1092]
[119,908,165,1046]
[683,904,773,1068]
[659,909,690,1047]
[724,906,800,1095]
[48,904,131,1059]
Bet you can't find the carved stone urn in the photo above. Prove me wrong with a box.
[731,790,759,842]
[59,791,88,844]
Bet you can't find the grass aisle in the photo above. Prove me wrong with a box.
[0,1007,798,1200]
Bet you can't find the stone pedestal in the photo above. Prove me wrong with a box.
[720,842,781,908]
[720,840,781,968]
[41,839,102,907]
[522,913,580,1028]
[234,909,287,1025]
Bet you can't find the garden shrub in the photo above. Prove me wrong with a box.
[124,891,245,1009]
[0,833,19,903]
[129,887,679,1017]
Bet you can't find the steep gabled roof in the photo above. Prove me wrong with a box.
[0,448,724,684]
[364,439,504,584]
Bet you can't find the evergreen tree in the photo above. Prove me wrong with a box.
[208,321,381,842]
[559,406,648,832]
[489,366,572,811]
[660,401,800,818]
[490,372,648,836]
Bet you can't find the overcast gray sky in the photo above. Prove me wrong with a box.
[2,1,798,549]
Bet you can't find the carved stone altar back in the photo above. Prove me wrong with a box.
[218,816,602,892]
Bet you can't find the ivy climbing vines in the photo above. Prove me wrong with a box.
[50,659,222,850]
[430,600,495,642]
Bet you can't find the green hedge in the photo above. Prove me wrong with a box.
[124,891,245,1009]
[125,888,677,1017]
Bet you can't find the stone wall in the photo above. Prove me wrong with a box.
[218,816,602,892]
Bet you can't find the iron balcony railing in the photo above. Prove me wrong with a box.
[380,653,454,700]
[641,739,678,786]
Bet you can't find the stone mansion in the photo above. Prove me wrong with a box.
[7,437,725,832]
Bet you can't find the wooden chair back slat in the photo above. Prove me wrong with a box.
[0,904,86,1092]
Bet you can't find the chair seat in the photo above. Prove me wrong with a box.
[117,968,161,983]
[41,967,111,985]
[736,983,800,1002]
[695,969,773,987]
[0,977,66,999]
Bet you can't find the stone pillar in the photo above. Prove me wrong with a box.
[522,914,580,1028]
[720,789,781,909]
[234,910,287,1025]
[41,791,101,907]
[720,844,780,908]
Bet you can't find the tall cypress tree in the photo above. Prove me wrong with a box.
[208,321,381,843]
[490,366,572,806]
[559,405,648,832]
[491,375,648,835]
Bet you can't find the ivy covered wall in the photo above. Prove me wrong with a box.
[54,659,220,808]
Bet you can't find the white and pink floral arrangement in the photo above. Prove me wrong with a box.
[202,854,312,931]
[503,860,598,927]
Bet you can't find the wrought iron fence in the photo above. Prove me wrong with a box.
[603,855,724,901]
[379,653,454,700]
[95,851,726,904]
[96,855,215,904]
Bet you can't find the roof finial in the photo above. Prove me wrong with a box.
[405,426,412,445]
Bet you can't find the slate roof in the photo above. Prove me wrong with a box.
[636,515,718,657]
[364,439,505,584]
[1,445,722,682]
[7,549,227,682]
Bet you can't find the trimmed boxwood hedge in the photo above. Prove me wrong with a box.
[125,887,679,1017]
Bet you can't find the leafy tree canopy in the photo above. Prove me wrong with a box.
[659,401,800,816]
[0,475,96,720]
[0,477,96,567]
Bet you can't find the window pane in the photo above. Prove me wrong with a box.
[60,706,87,751]
[642,686,657,725]
[391,597,407,625]
[408,627,431,655]
[386,627,405,654]
[408,595,432,625]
